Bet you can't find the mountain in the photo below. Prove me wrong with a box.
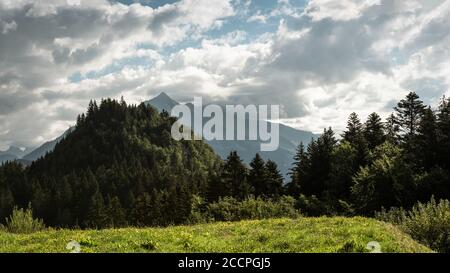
[18,98,221,227]
[207,124,315,178]
[0,146,33,164]
[22,127,74,162]
[144,93,318,178]
[144,92,179,113]
[0,153,17,164]
[23,92,318,178]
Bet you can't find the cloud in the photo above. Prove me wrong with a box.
[247,11,267,23]
[304,0,382,21]
[0,0,449,149]
[226,0,450,131]
[0,0,234,148]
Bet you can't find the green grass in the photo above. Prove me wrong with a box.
[0,217,432,253]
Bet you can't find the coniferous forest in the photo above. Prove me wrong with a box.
[0,92,449,229]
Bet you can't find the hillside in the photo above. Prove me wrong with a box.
[21,93,317,178]
[0,99,222,228]
[0,217,431,253]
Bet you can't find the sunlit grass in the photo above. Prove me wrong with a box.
[0,217,431,253]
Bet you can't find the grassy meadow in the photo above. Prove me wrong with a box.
[0,217,431,253]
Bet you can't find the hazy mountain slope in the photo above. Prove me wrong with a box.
[0,146,32,158]
[0,153,17,164]
[22,127,74,162]
[144,93,318,178]
[144,92,179,113]
[0,146,34,164]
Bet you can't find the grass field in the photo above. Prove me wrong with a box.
[0,217,431,253]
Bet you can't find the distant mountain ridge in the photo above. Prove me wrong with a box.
[1,128,75,165]
[22,127,74,162]
[145,92,179,113]
[0,146,33,164]
[14,93,318,178]
[144,93,318,178]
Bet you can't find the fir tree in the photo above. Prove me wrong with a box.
[248,154,267,197]
[342,113,369,168]
[437,96,450,169]
[86,191,107,228]
[107,196,127,227]
[364,112,386,150]
[222,151,250,200]
[342,113,364,144]
[385,113,400,144]
[416,107,438,170]
[307,128,337,197]
[394,92,426,157]
[287,143,309,197]
[265,160,284,198]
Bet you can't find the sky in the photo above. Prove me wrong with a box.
[0,0,449,149]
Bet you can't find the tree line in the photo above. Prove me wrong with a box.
[0,92,449,228]
[286,92,450,215]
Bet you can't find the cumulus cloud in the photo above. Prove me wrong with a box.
[0,0,234,148]
[304,0,381,21]
[219,0,450,132]
[0,0,449,149]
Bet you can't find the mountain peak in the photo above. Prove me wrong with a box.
[156,92,171,99]
[0,146,32,159]
[145,92,179,113]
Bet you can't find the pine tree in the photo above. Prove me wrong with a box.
[287,143,309,197]
[222,151,250,200]
[342,113,363,144]
[327,141,356,201]
[0,188,14,223]
[107,196,127,227]
[307,128,337,197]
[342,113,369,168]
[437,96,450,169]
[248,154,268,197]
[364,112,385,150]
[416,107,438,170]
[394,92,426,153]
[385,113,400,144]
[170,183,192,225]
[134,193,152,226]
[265,160,284,198]
[86,191,107,228]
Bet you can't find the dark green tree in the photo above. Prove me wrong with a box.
[342,113,369,168]
[265,160,284,198]
[107,196,127,227]
[385,113,400,144]
[394,92,426,158]
[248,154,268,197]
[437,96,450,169]
[364,112,386,150]
[327,141,357,201]
[221,151,250,200]
[306,128,337,197]
[351,143,416,214]
[416,107,438,170]
[86,191,107,228]
[342,113,364,144]
[287,143,309,197]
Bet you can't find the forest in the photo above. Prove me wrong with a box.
[0,92,449,229]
